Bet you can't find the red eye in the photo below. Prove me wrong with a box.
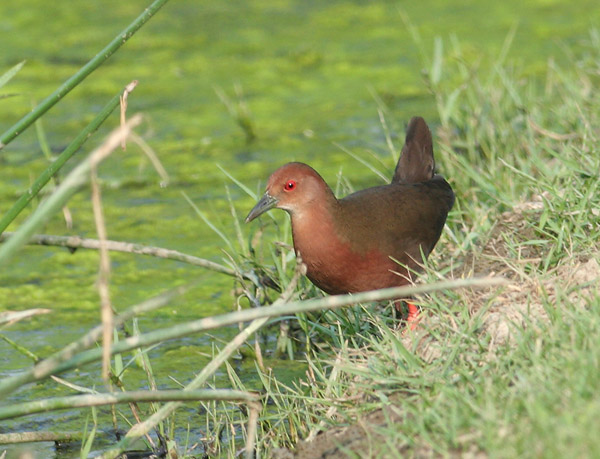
[284,180,296,191]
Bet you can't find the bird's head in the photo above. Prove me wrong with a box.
[245,162,333,222]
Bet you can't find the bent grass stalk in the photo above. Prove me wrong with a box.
[102,318,269,459]
[0,276,505,399]
[0,232,247,280]
[0,431,83,445]
[0,390,259,422]
[103,265,304,459]
[0,283,194,399]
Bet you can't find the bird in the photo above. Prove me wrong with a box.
[245,116,454,326]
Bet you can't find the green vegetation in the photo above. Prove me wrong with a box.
[1,1,599,458]
[230,30,600,457]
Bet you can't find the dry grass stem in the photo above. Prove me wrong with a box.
[87,116,143,382]
[119,80,138,149]
[245,401,261,459]
[0,309,51,327]
[90,165,113,381]
[130,131,169,185]
[0,232,241,278]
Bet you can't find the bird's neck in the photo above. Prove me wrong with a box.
[288,197,346,272]
[290,194,341,246]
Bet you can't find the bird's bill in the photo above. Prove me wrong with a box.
[245,192,278,222]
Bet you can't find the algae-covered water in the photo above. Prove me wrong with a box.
[0,0,598,456]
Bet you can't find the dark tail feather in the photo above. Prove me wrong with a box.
[392,116,435,184]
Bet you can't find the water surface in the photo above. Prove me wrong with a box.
[0,0,598,455]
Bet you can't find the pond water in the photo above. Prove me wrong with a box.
[0,0,598,456]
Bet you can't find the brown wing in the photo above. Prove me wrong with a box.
[338,177,454,260]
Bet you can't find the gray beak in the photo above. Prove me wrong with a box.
[245,193,278,223]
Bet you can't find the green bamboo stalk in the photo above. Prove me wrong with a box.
[0,389,259,421]
[0,83,136,234]
[0,0,170,150]
[0,115,142,268]
[0,276,506,399]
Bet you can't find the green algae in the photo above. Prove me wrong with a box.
[0,0,599,455]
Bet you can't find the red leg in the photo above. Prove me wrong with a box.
[394,300,420,330]
[405,302,420,331]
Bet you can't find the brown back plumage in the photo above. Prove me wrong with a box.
[392,116,435,184]
[245,116,454,296]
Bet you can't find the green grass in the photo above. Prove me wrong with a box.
[226,31,600,457]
